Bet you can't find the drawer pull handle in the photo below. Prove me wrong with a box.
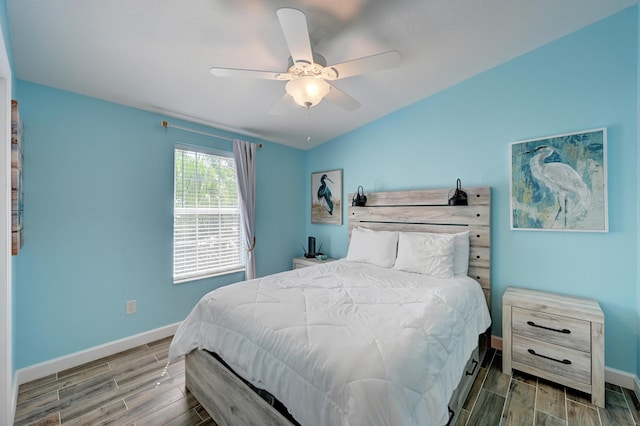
[528,349,572,365]
[527,321,571,334]
[465,359,479,376]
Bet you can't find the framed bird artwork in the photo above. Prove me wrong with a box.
[510,128,608,232]
[311,169,342,225]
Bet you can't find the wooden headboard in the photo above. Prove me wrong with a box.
[348,186,491,311]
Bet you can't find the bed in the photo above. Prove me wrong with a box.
[169,186,492,426]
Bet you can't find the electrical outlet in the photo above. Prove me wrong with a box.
[126,300,136,315]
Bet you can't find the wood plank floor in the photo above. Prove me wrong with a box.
[13,338,640,425]
[458,349,640,426]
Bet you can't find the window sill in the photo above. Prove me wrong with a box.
[173,267,246,285]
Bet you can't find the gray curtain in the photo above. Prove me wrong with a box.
[233,140,257,280]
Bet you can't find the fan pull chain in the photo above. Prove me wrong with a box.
[306,104,312,144]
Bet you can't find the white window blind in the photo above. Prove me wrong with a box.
[173,146,244,283]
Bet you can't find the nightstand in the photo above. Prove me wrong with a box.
[502,287,604,407]
[292,256,335,269]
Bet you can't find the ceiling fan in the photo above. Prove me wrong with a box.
[210,8,400,113]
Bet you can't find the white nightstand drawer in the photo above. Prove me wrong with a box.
[512,307,591,352]
[512,335,591,385]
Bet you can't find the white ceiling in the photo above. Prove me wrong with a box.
[7,0,637,149]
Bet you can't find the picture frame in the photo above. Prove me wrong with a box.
[311,169,342,225]
[510,128,608,232]
[11,99,24,254]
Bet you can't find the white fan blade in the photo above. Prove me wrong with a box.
[324,50,400,80]
[269,93,297,115]
[276,8,313,65]
[210,67,282,80]
[325,84,360,111]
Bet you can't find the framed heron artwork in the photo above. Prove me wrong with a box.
[311,169,342,225]
[510,128,608,232]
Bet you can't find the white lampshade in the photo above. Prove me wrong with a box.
[285,77,331,108]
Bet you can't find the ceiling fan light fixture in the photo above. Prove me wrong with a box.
[286,76,330,108]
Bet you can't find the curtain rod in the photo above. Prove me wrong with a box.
[161,121,263,148]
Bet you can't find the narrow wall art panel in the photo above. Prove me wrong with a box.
[11,99,24,253]
[510,128,608,232]
[311,169,342,225]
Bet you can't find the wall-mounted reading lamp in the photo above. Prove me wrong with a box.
[448,179,468,206]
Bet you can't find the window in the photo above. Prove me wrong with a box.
[173,146,244,282]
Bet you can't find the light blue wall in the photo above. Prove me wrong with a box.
[12,81,305,369]
[306,7,639,373]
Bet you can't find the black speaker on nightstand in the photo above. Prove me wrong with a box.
[305,236,316,258]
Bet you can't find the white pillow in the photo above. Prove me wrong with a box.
[451,231,470,276]
[393,232,455,278]
[346,228,398,268]
[403,231,469,275]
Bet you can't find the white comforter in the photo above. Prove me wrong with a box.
[169,260,491,426]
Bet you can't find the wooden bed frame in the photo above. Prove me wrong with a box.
[185,186,491,426]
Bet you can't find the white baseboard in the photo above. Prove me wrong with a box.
[15,322,180,386]
[490,335,638,391]
[605,367,638,391]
